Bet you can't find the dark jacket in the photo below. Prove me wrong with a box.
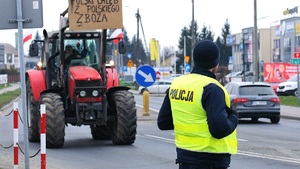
[157,66,238,167]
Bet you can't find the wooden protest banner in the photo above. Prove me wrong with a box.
[68,0,123,30]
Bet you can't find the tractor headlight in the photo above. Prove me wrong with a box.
[79,91,86,97]
[92,90,99,97]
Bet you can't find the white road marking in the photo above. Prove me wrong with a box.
[138,134,300,164]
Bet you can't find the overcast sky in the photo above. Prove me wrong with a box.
[0,0,299,50]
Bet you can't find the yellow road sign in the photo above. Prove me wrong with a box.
[185,56,190,63]
[127,59,134,67]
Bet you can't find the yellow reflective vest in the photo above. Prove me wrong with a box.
[169,74,237,154]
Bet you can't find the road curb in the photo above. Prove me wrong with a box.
[281,115,300,121]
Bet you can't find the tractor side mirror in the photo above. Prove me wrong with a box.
[29,43,39,56]
[118,41,126,54]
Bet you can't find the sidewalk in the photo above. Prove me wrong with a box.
[0,83,21,95]
[0,84,299,121]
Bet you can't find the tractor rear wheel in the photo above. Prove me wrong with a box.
[110,90,137,145]
[90,125,111,140]
[40,93,65,148]
[26,78,39,142]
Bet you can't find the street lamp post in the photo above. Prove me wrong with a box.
[191,0,195,67]
[253,0,259,82]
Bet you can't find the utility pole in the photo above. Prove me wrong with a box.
[135,8,140,68]
[242,37,246,82]
[139,12,150,65]
[191,0,195,67]
[253,0,259,82]
[135,8,149,67]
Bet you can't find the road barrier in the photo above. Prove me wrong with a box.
[40,104,46,169]
[0,102,46,168]
[13,102,18,169]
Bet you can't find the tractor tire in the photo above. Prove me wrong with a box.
[110,90,137,145]
[26,78,40,142]
[294,89,298,97]
[90,125,111,140]
[40,93,65,148]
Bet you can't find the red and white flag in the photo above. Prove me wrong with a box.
[109,29,123,44]
[23,30,33,44]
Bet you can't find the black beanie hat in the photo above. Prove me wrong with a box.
[193,40,220,69]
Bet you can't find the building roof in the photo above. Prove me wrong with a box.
[0,43,18,55]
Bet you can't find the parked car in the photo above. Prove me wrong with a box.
[224,82,281,123]
[138,79,172,94]
[276,74,300,96]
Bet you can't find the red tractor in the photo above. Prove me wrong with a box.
[26,10,137,148]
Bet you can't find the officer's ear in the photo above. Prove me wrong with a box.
[210,64,219,73]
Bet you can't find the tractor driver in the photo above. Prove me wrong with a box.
[64,45,81,66]
[63,45,81,87]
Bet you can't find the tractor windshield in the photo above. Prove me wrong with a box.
[64,38,100,70]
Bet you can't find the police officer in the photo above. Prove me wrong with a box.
[157,40,238,169]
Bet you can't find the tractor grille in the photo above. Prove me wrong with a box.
[76,80,102,87]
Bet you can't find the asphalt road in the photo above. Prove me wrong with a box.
[0,88,300,169]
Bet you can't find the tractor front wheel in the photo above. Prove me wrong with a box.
[40,93,65,148]
[110,90,137,145]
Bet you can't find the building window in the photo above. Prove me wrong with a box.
[296,36,300,46]
[296,36,300,52]
[283,37,291,62]
[273,39,281,62]
[275,39,280,48]
[7,53,12,63]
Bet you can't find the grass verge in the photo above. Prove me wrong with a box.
[0,88,21,109]
[279,96,300,107]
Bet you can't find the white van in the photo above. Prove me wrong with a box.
[276,74,300,96]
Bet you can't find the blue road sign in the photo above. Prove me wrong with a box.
[135,65,156,87]
[185,64,191,73]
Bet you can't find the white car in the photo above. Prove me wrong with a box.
[138,80,172,94]
[225,71,242,82]
[276,74,300,96]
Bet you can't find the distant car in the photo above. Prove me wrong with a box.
[225,71,242,82]
[138,80,172,94]
[244,71,254,81]
[166,74,182,80]
[224,82,281,123]
[244,71,254,77]
[276,74,300,96]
